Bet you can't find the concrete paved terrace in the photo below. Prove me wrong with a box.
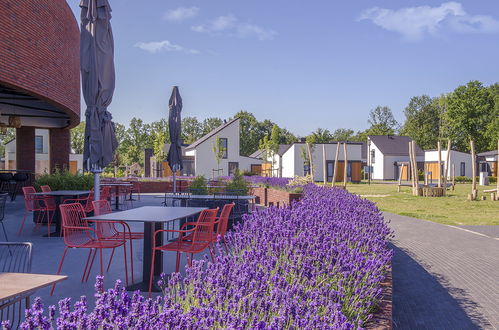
[0,194,213,312]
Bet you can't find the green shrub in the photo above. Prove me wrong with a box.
[225,169,249,195]
[35,170,94,191]
[189,176,208,195]
[489,176,497,184]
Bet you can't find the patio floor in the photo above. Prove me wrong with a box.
[1,194,210,311]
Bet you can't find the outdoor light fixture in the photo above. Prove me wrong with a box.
[8,116,21,128]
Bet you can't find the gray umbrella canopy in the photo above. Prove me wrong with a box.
[167,86,183,174]
[81,0,118,171]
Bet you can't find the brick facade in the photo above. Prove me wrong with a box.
[0,0,80,128]
[49,128,70,173]
[16,127,35,172]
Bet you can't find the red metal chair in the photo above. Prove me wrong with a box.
[183,203,234,255]
[63,190,94,214]
[100,186,111,201]
[149,208,219,294]
[19,186,55,237]
[51,203,128,295]
[92,200,143,284]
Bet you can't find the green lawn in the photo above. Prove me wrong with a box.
[337,182,499,226]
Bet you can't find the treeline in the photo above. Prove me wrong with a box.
[68,80,499,167]
[306,80,499,153]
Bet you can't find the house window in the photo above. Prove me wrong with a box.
[460,162,465,176]
[220,138,228,159]
[370,150,375,164]
[35,136,43,153]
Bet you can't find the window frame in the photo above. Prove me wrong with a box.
[220,138,228,159]
[35,135,44,154]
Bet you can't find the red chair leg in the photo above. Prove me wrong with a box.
[123,243,129,286]
[86,249,98,282]
[18,210,28,236]
[51,247,68,296]
[175,251,180,272]
[82,249,93,282]
[148,248,157,296]
[107,248,116,272]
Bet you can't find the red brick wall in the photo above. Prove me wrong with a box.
[0,0,80,127]
[267,188,302,208]
[49,128,70,172]
[16,127,35,172]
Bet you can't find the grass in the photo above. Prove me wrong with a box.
[335,182,499,226]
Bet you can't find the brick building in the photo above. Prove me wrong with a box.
[0,0,80,173]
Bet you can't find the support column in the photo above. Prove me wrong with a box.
[16,127,36,172]
[49,128,70,173]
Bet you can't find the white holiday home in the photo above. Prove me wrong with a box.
[185,118,261,178]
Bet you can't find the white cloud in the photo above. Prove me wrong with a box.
[192,14,276,40]
[134,40,199,55]
[163,7,199,22]
[358,2,499,41]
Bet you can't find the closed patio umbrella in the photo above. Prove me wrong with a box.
[166,86,183,193]
[81,0,118,200]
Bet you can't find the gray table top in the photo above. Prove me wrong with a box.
[157,194,256,200]
[84,206,206,223]
[32,190,90,196]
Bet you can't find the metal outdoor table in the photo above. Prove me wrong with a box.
[85,206,206,292]
[100,183,133,210]
[32,190,90,236]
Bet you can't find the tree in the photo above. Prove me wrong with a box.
[212,136,224,173]
[484,83,499,150]
[70,122,85,154]
[367,106,399,135]
[201,117,223,136]
[181,116,202,144]
[308,128,332,143]
[235,111,261,156]
[399,95,441,150]
[121,118,151,165]
[0,128,15,160]
[445,81,494,153]
[330,128,354,141]
[278,128,298,144]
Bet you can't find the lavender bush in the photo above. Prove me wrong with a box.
[17,185,392,329]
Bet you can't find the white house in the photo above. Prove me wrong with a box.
[424,150,473,179]
[478,150,498,177]
[185,118,261,178]
[5,128,83,174]
[257,142,363,182]
[367,135,425,180]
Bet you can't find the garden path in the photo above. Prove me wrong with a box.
[386,212,499,329]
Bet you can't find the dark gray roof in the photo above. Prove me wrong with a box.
[478,150,498,157]
[368,135,424,156]
[185,117,239,151]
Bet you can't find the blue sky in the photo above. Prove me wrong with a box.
[67,1,499,136]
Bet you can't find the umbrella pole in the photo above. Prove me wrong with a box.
[92,166,103,201]
[173,168,177,193]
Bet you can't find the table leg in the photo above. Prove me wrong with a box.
[126,222,163,292]
[114,186,120,211]
[44,196,62,237]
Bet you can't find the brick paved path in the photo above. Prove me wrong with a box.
[386,213,499,329]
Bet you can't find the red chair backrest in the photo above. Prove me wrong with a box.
[60,203,90,247]
[22,186,38,211]
[92,200,112,216]
[192,208,218,242]
[100,187,111,201]
[40,185,51,192]
[91,200,117,238]
[217,203,234,237]
[39,185,56,209]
